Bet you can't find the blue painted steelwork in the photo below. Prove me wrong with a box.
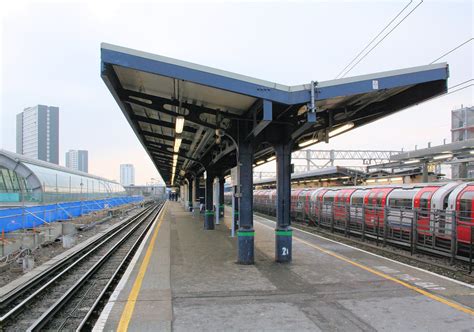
[0,196,143,233]
[101,43,449,189]
[101,46,448,106]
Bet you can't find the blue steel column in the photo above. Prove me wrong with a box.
[188,179,193,212]
[274,142,292,263]
[219,176,225,218]
[238,142,254,264]
[204,172,215,230]
[193,176,199,213]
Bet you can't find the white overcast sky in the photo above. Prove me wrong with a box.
[0,0,472,185]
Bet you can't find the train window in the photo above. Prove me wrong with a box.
[419,192,431,218]
[375,192,384,206]
[367,192,376,206]
[389,198,412,209]
[352,196,363,206]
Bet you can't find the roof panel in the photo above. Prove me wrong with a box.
[101,43,449,186]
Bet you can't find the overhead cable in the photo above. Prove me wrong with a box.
[341,0,424,78]
[335,0,413,79]
[430,38,473,64]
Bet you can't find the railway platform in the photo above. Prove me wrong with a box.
[95,201,474,331]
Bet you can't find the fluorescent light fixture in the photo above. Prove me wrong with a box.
[389,177,403,182]
[298,138,318,148]
[175,116,185,134]
[404,159,420,164]
[266,156,276,162]
[256,160,265,165]
[329,177,339,180]
[470,150,474,155]
[173,137,182,153]
[377,178,388,182]
[433,154,453,160]
[329,122,354,138]
[366,179,376,183]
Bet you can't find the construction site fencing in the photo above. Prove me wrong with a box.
[0,196,143,233]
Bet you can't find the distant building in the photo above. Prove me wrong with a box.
[16,105,59,164]
[120,164,135,186]
[124,185,166,199]
[451,106,474,179]
[65,150,88,173]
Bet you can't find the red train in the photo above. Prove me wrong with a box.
[226,182,474,250]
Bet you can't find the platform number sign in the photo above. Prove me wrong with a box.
[372,79,379,90]
[282,247,289,256]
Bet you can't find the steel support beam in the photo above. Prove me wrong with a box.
[291,111,317,140]
[422,163,429,182]
[237,141,254,264]
[188,178,193,211]
[274,141,293,263]
[204,171,215,230]
[219,176,225,218]
[192,176,198,212]
[247,99,272,139]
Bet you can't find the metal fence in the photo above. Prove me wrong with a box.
[252,199,474,271]
[0,196,143,233]
[0,190,130,204]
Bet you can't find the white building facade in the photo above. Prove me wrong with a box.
[16,105,59,164]
[120,164,135,186]
[65,150,88,173]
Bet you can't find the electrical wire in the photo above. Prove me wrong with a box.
[448,79,473,90]
[430,38,473,64]
[341,0,424,78]
[335,0,413,79]
[446,83,473,96]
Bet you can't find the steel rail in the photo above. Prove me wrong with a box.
[76,201,165,331]
[0,203,159,328]
[26,202,164,331]
[0,203,152,311]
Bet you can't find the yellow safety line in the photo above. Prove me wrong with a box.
[117,203,168,332]
[256,221,474,316]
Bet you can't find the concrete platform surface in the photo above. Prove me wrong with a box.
[96,201,474,332]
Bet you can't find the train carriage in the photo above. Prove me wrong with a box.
[245,180,473,254]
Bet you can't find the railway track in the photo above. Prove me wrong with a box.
[0,201,165,331]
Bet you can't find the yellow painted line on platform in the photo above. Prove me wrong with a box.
[117,203,168,332]
[256,221,474,316]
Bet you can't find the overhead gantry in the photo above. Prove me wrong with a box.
[101,43,449,264]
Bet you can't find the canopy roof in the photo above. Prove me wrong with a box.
[101,43,449,186]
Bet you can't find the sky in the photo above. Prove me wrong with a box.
[0,0,472,185]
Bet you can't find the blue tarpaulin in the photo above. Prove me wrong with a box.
[0,196,143,233]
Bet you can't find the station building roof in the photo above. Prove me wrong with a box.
[253,166,366,186]
[101,43,449,186]
[0,149,124,195]
[368,138,474,170]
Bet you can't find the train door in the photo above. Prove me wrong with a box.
[291,189,304,219]
[334,189,356,222]
[413,186,439,235]
[350,188,368,229]
[310,188,328,225]
[364,188,394,228]
[456,185,474,244]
